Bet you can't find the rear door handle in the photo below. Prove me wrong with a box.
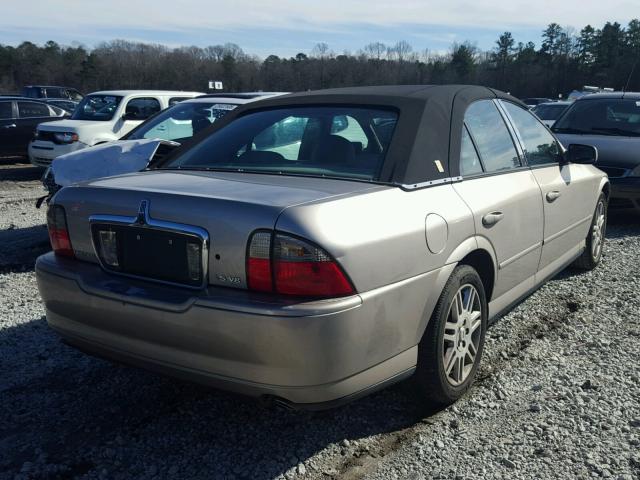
[482,211,504,227]
[1,123,16,129]
[546,190,561,202]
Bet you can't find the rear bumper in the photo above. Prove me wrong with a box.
[35,253,439,408]
[609,177,640,212]
[28,141,85,167]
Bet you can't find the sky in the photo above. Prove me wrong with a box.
[1,0,638,58]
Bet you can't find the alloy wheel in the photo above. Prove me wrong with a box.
[442,284,482,386]
[591,200,606,260]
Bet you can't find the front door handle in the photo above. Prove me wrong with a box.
[482,211,504,227]
[546,190,561,202]
[1,123,16,129]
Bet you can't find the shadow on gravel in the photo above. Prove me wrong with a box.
[0,316,425,479]
[0,164,44,182]
[0,224,50,273]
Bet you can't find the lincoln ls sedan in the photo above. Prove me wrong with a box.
[36,85,609,409]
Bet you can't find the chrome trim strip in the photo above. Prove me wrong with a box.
[543,215,592,245]
[401,176,462,190]
[89,204,210,290]
[498,242,542,270]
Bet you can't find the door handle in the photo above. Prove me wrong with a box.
[546,190,561,202]
[482,211,504,227]
[1,123,16,129]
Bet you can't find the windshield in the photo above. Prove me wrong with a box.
[72,95,123,121]
[553,98,640,136]
[159,106,399,181]
[532,104,568,121]
[125,101,238,142]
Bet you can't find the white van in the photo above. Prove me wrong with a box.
[28,90,203,166]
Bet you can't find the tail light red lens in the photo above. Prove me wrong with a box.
[247,231,355,298]
[47,205,74,258]
[247,231,272,292]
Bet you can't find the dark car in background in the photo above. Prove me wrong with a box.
[521,97,556,108]
[553,92,640,213]
[0,97,68,157]
[22,85,83,102]
[42,98,79,114]
[531,101,571,127]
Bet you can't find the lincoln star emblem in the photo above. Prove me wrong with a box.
[135,200,149,225]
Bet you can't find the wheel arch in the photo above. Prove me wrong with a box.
[445,236,497,303]
[416,238,497,345]
[600,178,610,201]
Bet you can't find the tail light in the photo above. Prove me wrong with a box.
[47,205,74,258]
[247,231,355,298]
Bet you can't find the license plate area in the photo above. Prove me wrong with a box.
[91,223,205,288]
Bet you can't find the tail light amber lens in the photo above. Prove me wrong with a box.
[46,205,74,258]
[247,231,355,298]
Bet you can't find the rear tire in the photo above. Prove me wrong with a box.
[573,193,607,270]
[413,265,487,408]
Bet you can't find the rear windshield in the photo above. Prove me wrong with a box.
[125,101,238,142]
[553,98,640,137]
[160,106,399,181]
[532,103,568,121]
[72,95,123,121]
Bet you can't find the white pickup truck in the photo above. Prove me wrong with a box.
[28,90,203,167]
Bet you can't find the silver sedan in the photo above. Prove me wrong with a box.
[36,85,609,409]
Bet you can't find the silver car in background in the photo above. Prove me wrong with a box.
[36,85,609,409]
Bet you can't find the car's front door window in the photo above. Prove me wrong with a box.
[501,101,561,166]
[124,98,161,121]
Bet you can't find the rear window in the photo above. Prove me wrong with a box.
[72,95,123,121]
[553,98,640,136]
[161,106,399,181]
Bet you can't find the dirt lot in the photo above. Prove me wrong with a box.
[0,160,639,480]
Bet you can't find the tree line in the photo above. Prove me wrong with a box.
[1,19,639,98]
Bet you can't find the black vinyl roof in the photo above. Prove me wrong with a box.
[176,85,524,186]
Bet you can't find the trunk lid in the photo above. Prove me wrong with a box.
[53,170,384,289]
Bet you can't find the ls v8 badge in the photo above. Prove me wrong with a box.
[216,273,241,285]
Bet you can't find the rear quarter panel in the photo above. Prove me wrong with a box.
[276,184,475,351]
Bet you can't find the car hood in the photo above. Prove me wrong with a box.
[37,119,111,133]
[51,139,168,187]
[555,133,640,169]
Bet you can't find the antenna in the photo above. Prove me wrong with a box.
[623,61,638,93]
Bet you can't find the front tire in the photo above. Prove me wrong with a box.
[413,265,487,408]
[573,193,607,270]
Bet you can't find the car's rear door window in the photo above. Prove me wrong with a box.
[460,125,484,176]
[162,106,399,181]
[17,101,51,118]
[501,101,560,166]
[464,100,521,172]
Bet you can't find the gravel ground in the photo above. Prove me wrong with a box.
[0,163,639,480]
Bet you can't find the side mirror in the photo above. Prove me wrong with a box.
[122,112,137,121]
[565,144,598,164]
